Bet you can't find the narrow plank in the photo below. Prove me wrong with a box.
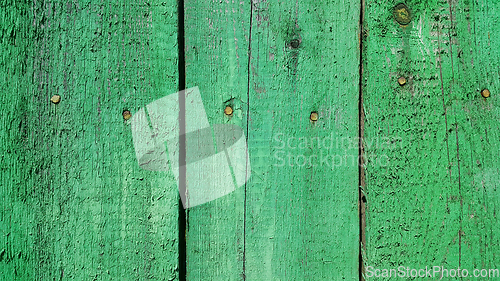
[185,0,360,279]
[183,0,250,279]
[363,0,500,278]
[0,1,179,279]
[446,0,500,274]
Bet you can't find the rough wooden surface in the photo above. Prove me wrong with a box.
[184,0,360,279]
[183,0,249,279]
[363,0,500,277]
[0,1,179,280]
[3,0,500,280]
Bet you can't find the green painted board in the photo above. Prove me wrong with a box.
[183,0,250,279]
[3,0,500,280]
[363,0,500,279]
[0,1,179,280]
[184,0,360,279]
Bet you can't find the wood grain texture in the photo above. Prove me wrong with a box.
[0,0,179,280]
[245,0,360,279]
[184,0,250,279]
[4,0,499,279]
[185,0,360,279]
[363,0,500,278]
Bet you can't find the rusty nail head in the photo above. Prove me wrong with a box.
[123,110,131,120]
[310,112,318,121]
[394,3,412,25]
[290,39,300,49]
[50,95,61,104]
[224,106,233,116]
[481,89,490,98]
[398,76,407,86]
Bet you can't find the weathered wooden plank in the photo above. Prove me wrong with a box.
[363,0,500,278]
[244,0,360,279]
[185,0,360,279]
[183,0,250,279]
[0,1,179,279]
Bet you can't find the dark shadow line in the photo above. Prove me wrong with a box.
[177,0,187,280]
[242,1,255,279]
[358,0,366,280]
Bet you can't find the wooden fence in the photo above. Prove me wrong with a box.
[1,0,499,280]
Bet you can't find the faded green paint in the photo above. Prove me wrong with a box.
[183,0,249,279]
[244,1,360,279]
[363,0,500,278]
[185,0,360,279]
[2,0,500,280]
[0,1,179,280]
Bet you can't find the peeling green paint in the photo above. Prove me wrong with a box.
[1,1,179,279]
[363,0,500,277]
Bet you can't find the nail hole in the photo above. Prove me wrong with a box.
[50,95,61,104]
[123,110,131,120]
[290,39,300,49]
[361,196,367,203]
[224,106,233,116]
[481,88,491,98]
[310,112,318,122]
[398,76,407,86]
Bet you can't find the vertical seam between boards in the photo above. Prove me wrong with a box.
[177,0,187,279]
[358,0,366,280]
[243,0,254,279]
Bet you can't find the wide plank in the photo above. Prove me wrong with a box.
[363,0,500,278]
[0,1,179,279]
